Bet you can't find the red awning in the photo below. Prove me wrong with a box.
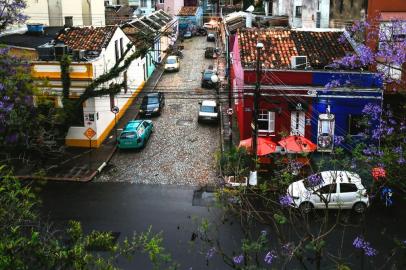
[239,137,277,156]
[278,135,317,153]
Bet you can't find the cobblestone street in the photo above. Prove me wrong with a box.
[96,35,221,185]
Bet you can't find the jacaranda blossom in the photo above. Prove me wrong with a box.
[233,254,244,264]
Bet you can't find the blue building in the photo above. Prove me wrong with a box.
[177,6,203,32]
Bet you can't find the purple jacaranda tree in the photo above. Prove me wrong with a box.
[0,0,28,32]
[0,47,40,151]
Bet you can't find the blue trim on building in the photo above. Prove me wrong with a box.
[312,72,383,88]
[310,90,382,145]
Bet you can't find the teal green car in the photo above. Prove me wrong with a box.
[117,120,153,149]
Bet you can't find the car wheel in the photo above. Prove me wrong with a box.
[299,202,313,214]
[353,202,367,214]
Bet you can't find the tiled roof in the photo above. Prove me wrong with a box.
[238,29,353,69]
[177,6,198,16]
[56,26,117,51]
[105,5,136,25]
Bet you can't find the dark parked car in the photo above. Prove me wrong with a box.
[201,69,218,88]
[139,92,165,116]
[183,31,192,39]
[204,47,218,59]
[207,33,215,42]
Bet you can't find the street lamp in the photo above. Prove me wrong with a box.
[252,42,264,166]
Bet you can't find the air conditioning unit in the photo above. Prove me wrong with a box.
[73,50,86,61]
[291,56,307,69]
[37,43,55,61]
[54,44,68,60]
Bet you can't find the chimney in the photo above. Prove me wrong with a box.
[264,0,269,16]
[246,13,252,28]
[245,5,254,28]
[64,16,73,28]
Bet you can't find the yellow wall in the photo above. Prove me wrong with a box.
[65,82,145,148]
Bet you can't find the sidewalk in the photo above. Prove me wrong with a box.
[16,66,165,182]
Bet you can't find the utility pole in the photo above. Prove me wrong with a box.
[227,35,233,150]
[252,42,263,167]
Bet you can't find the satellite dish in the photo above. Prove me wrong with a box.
[246,5,254,12]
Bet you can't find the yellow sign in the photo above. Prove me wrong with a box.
[84,128,96,139]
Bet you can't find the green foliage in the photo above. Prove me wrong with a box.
[0,166,177,270]
[216,146,251,179]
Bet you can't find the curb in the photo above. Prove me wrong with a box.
[16,146,117,182]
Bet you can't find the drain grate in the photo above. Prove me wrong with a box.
[176,119,193,126]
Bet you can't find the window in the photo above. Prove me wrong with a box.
[340,183,358,193]
[119,38,124,58]
[258,110,275,133]
[348,114,365,135]
[114,40,119,63]
[295,6,302,18]
[141,0,147,8]
[317,184,337,194]
[159,0,164,3]
[143,121,149,128]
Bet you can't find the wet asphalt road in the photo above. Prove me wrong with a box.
[39,182,240,270]
[39,181,406,270]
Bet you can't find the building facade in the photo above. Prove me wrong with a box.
[272,0,330,28]
[31,26,146,148]
[177,6,203,31]
[230,29,383,152]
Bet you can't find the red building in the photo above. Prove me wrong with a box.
[230,28,383,152]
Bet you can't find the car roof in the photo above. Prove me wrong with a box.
[208,33,215,36]
[202,100,216,106]
[123,120,143,131]
[145,92,159,97]
[320,171,362,184]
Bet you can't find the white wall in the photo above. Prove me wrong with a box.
[25,0,50,25]
[272,0,330,29]
[72,27,145,142]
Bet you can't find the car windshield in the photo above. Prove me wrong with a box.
[201,105,217,113]
[203,71,213,80]
[303,173,324,189]
[120,131,136,139]
[167,58,176,64]
[143,96,159,104]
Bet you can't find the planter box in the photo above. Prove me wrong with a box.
[225,176,248,187]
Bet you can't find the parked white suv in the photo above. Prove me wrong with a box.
[198,100,218,123]
[287,171,369,214]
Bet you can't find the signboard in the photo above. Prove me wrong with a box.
[84,128,96,140]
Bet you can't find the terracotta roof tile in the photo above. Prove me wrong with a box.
[56,26,117,51]
[238,28,353,69]
[177,6,198,16]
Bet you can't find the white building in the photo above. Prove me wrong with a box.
[31,26,146,148]
[272,0,330,28]
[5,0,105,34]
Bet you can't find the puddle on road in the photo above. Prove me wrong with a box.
[176,119,193,126]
